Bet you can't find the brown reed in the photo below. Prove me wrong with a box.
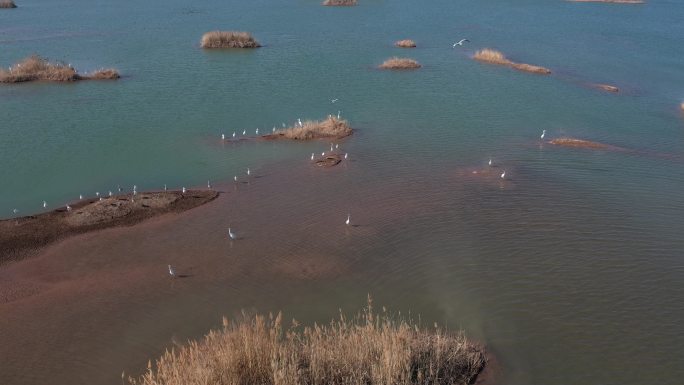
[271,116,353,140]
[200,31,261,48]
[323,0,358,6]
[379,57,421,70]
[473,49,551,75]
[0,56,119,83]
[395,39,417,48]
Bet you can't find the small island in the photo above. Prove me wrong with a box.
[264,116,353,140]
[0,0,17,8]
[473,49,551,75]
[593,83,620,93]
[323,0,358,6]
[129,301,486,385]
[548,137,613,150]
[379,57,421,70]
[200,31,261,49]
[0,190,218,264]
[395,39,417,48]
[0,56,119,83]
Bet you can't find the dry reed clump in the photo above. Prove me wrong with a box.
[379,57,421,70]
[323,0,358,6]
[395,39,416,48]
[271,116,353,140]
[200,31,261,48]
[0,0,17,8]
[473,49,551,75]
[0,56,119,83]
[130,299,486,385]
[85,68,120,80]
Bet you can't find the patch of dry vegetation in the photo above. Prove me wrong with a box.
[130,300,486,385]
[200,31,261,48]
[379,57,421,70]
[395,39,416,48]
[473,49,551,75]
[0,0,17,8]
[323,0,358,6]
[0,56,119,83]
[549,138,612,149]
[269,116,353,140]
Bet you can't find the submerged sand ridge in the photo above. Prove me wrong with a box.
[0,190,218,264]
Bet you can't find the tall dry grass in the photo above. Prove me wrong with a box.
[273,116,353,140]
[200,31,261,48]
[323,0,358,6]
[395,39,416,48]
[379,57,421,70]
[473,49,551,75]
[129,299,486,385]
[0,56,119,83]
[0,0,17,8]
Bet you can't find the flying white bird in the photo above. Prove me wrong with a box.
[331,98,338,103]
[228,227,237,240]
[540,129,546,139]
[453,39,470,47]
[500,170,506,179]
[345,214,351,226]
[168,265,176,278]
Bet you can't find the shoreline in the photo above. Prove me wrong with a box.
[0,190,218,265]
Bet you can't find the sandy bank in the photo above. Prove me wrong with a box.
[0,190,218,264]
[263,116,353,140]
[473,49,551,75]
[593,83,619,93]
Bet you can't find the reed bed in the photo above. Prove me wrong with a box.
[395,39,416,48]
[271,116,353,140]
[130,300,486,385]
[0,56,119,83]
[473,49,551,75]
[200,31,261,48]
[0,0,17,8]
[379,57,421,70]
[323,0,358,6]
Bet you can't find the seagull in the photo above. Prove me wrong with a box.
[500,170,506,179]
[345,214,351,226]
[168,264,176,278]
[66,204,72,212]
[540,129,546,139]
[344,153,348,159]
[311,153,315,160]
[207,180,212,189]
[298,118,303,127]
[221,133,225,140]
[255,128,259,135]
[242,129,246,135]
[331,98,339,103]
[182,187,186,194]
[228,227,237,240]
[488,158,492,166]
[453,39,470,47]
[43,201,47,208]
[246,168,251,176]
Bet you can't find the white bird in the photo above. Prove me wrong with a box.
[234,175,238,182]
[272,126,276,133]
[488,158,492,166]
[540,129,546,139]
[246,168,251,176]
[118,185,122,192]
[164,184,167,191]
[43,201,47,208]
[13,208,18,214]
[207,180,212,189]
[232,132,236,139]
[228,227,237,240]
[298,118,303,127]
[345,214,351,226]
[335,144,339,149]
[221,133,225,140]
[242,129,246,135]
[133,185,137,191]
[255,128,259,135]
[453,39,470,47]
[168,264,176,278]
[66,204,72,212]
[133,189,137,196]
[500,170,506,179]
[108,191,113,197]
[99,197,103,201]
[330,143,334,151]
[344,153,348,159]
[337,111,341,119]
[96,192,100,197]
[282,122,286,128]
[311,153,315,160]
[321,152,325,156]
[79,194,83,200]
[331,98,339,103]
[182,187,186,194]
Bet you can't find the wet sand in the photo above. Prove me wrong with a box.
[0,190,218,264]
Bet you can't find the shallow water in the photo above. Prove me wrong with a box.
[1,0,684,384]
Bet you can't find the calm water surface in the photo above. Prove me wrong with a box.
[1,0,683,384]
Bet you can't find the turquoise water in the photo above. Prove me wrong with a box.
[1,0,683,384]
